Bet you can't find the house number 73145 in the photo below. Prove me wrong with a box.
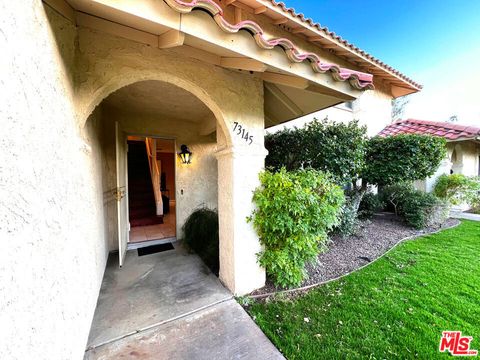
[233,122,253,145]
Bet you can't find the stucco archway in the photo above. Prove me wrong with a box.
[78,71,233,148]
[75,36,267,294]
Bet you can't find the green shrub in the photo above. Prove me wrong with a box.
[182,208,219,275]
[401,191,450,229]
[380,183,415,215]
[265,119,368,184]
[363,134,447,186]
[380,184,449,229]
[332,196,359,237]
[358,192,384,219]
[434,174,480,206]
[249,168,344,288]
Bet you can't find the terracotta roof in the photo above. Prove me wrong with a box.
[164,0,374,90]
[379,119,480,141]
[262,0,421,91]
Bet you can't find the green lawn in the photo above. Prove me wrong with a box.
[248,220,480,359]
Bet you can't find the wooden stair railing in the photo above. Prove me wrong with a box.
[145,138,163,216]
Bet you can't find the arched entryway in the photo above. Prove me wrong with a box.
[76,41,267,296]
[83,78,237,349]
[84,78,228,260]
[451,145,464,174]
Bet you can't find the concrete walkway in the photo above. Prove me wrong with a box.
[85,245,284,359]
[451,211,480,221]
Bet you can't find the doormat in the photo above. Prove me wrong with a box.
[137,243,174,256]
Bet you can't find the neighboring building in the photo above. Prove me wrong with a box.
[1,1,420,358]
[379,119,480,196]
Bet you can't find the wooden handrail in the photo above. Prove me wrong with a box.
[145,138,163,216]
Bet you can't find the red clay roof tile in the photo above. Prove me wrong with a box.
[378,119,480,141]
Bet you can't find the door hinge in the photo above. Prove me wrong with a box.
[113,187,126,201]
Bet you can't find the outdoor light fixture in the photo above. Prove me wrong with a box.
[178,144,192,164]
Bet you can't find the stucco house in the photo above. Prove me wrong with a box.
[379,119,480,201]
[1,0,421,358]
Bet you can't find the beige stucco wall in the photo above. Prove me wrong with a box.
[1,3,270,358]
[354,81,393,136]
[0,4,110,359]
[416,141,480,204]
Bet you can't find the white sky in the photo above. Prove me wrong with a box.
[404,47,480,126]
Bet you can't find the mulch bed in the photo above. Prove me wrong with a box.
[249,213,460,297]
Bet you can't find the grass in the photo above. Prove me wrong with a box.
[248,220,480,359]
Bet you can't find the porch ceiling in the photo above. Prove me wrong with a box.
[102,80,213,123]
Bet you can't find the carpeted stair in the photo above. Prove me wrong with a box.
[128,141,164,227]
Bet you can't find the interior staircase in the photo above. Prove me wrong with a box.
[128,141,164,227]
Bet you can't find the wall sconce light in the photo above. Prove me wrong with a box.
[178,144,192,164]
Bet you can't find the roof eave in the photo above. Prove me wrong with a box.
[255,0,422,94]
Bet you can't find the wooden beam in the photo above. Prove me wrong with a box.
[234,7,242,23]
[264,83,303,116]
[306,84,353,100]
[261,72,308,89]
[75,12,158,47]
[292,27,308,34]
[172,45,221,66]
[220,57,267,72]
[254,6,267,14]
[43,0,75,23]
[225,0,237,5]
[273,18,288,25]
[308,36,326,42]
[322,43,338,49]
[158,29,185,49]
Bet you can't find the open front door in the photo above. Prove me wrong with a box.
[115,121,128,267]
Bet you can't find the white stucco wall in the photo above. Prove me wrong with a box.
[0,4,109,360]
[416,141,480,208]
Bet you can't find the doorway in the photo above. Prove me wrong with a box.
[126,135,176,248]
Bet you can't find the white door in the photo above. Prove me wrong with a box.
[115,121,128,267]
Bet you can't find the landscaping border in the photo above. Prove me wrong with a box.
[247,219,461,299]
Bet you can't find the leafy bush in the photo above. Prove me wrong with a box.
[265,126,307,171]
[266,118,368,184]
[380,183,415,215]
[266,120,447,220]
[401,191,450,229]
[380,184,449,229]
[434,174,480,206]
[249,168,344,288]
[332,196,360,237]
[363,134,447,186]
[358,192,384,219]
[183,208,219,275]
